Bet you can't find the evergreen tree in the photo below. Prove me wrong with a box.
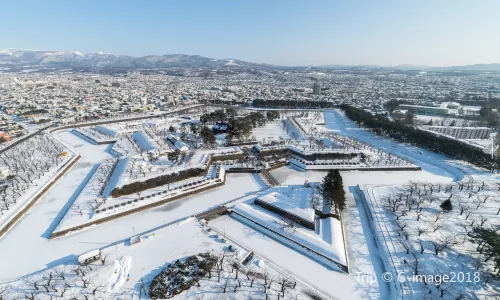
[266,111,280,121]
[168,149,180,162]
[322,170,346,214]
[322,170,336,208]
[333,170,346,211]
[200,126,216,146]
[440,199,453,212]
[190,123,198,134]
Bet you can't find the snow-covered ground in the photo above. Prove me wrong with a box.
[0,129,262,282]
[252,120,290,142]
[360,176,500,299]
[1,217,320,300]
[0,134,74,232]
[324,110,468,181]
[255,190,315,223]
[0,108,496,300]
[232,203,346,267]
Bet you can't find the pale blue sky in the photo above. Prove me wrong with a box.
[1,0,499,66]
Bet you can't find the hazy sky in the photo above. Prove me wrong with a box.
[1,0,499,66]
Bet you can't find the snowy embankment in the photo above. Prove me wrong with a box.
[73,127,116,143]
[131,131,155,152]
[232,203,347,269]
[53,158,119,233]
[52,167,226,237]
[102,157,128,197]
[283,119,304,140]
[94,125,118,137]
[188,146,243,166]
[256,190,315,223]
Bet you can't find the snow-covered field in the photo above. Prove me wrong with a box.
[73,127,116,143]
[1,217,321,299]
[252,120,290,142]
[0,133,74,232]
[0,108,497,300]
[360,175,500,299]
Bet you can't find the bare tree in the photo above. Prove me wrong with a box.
[472,197,483,210]
[439,235,458,250]
[398,240,410,254]
[418,240,425,254]
[92,281,107,295]
[477,215,488,227]
[0,285,10,300]
[396,221,408,232]
[405,253,419,275]
[431,241,445,256]
[417,227,428,236]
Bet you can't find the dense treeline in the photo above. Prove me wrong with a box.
[322,170,346,214]
[110,168,205,197]
[340,104,499,171]
[384,99,411,112]
[200,108,269,142]
[200,109,232,124]
[252,99,334,108]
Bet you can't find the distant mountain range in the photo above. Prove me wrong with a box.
[319,63,500,72]
[0,48,499,73]
[0,48,271,73]
[429,63,500,72]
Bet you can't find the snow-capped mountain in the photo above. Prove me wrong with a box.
[0,49,271,73]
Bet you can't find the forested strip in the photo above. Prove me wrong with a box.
[252,99,335,108]
[110,168,205,197]
[340,104,499,171]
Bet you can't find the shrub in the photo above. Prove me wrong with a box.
[440,199,453,212]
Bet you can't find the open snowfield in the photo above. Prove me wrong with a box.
[252,120,290,142]
[1,217,319,299]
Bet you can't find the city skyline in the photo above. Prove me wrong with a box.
[1,0,500,67]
